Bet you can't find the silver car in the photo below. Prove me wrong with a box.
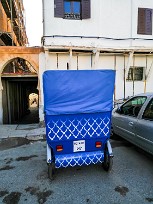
[112,93,153,155]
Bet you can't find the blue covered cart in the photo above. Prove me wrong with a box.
[43,70,115,179]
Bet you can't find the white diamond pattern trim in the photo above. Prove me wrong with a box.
[47,116,110,141]
[55,153,104,168]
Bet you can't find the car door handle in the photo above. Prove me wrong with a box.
[129,122,134,126]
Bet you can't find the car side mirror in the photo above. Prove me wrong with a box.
[116,106,122,114]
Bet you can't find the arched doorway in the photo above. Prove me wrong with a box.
[1,57,39,124]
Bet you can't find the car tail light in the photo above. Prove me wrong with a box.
[95,141,102,148]
[56,145,63,152]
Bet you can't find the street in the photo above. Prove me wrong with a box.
[0,136,153,204]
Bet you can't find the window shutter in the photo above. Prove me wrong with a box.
[138,8,152,35]
[54,0,64,18]
[138,8,146,34]
[145,9,152,35]
[81,0,91,19]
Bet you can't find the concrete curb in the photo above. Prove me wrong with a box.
[0,125,46,140]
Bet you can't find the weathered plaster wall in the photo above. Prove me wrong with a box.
[0,46,44,124]
[40,52,153,100]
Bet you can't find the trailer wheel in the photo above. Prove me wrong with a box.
[102,148,113,172]
[48,163,55,180]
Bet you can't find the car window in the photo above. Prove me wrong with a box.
[120,96,147,117]
[142,98,153,121]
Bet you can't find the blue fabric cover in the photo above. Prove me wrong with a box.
[43,70,115,115]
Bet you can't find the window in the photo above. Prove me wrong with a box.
[54,0,91,20]
[127,67,145,81]
[137,8,152,35]
[64,0,81,19]
[142,99,153,120]
[120,96,147,117]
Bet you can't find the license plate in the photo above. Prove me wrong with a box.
[73,140,85,152]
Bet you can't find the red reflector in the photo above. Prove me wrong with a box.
[56,145,63,152]
[96,141,102,148]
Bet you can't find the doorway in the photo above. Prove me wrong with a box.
[1,57,39,124]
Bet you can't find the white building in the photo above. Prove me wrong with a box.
[39,0,153,120]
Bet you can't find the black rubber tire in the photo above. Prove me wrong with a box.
[48,163,55,180]
[102,148,113,172]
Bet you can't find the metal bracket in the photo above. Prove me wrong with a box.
[107,140,114,157]
[47,143,52,163]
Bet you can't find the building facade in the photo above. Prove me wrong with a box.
[0,1,40,124]
[1,0,153,124]
[0,0,28,46]
[41,0,153,105]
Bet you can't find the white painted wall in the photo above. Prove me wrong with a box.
[39,52,153,121]
[39,0,153,122]
[43,0,153,48]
